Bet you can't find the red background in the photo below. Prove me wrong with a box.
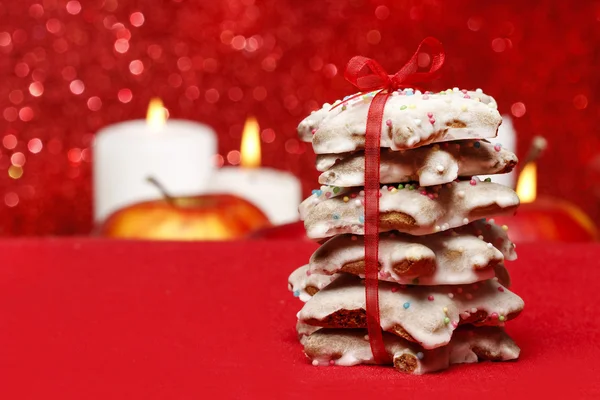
[0,0,599,235]
[1,238,600,398]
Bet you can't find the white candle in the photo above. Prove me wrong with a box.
[93,100,216,223]
[205,116,302,225]
[478,114,517,188]
[206,167,302,225]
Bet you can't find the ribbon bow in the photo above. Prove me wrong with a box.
[343,37,445,364]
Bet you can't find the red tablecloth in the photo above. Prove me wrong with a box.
[0,239,599,399]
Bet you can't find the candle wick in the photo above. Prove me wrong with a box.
[146,176,175,206]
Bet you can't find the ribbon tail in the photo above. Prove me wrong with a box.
[364,91,388,364]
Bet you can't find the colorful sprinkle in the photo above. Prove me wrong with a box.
[312,189,323,196]
[460,105,468,112]
[391,188,398,193]
[464,94,471,99]
[422,95,429,100]
[428,295,434,301]
[473,141,481,148]
[502,225,509,231]
[403,302,411,309]
[358,215,364,223]
[448,293,455,299]
[391,287,398,293]
[498,286,505,292]
[386,119,392,127]
[408,104,416,109]
[462,218,469,224]
[343,196,349,202]
[429,118,436,124]
[484,178,492,182]
[443,307,448,313]
[494,143,502,152]
[293,290,300,297]
[414,118,422,126]
[325,192,332,198]
[436,165,445,172]
[491,312,499,319]
[444,317,450,324]
[329,360,335,366]
[400,105,407,110]
[457,190,465,199]
[332,213,340,220]
[416,352,424,360]
[434,225,441,232]
[470,179,477,186]
[312,360,319,366]
[499,315,506,322]
[332,186,341,194]
[311,129,317,135]
[398,184,404,189]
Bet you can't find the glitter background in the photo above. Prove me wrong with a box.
[0,0,599,235]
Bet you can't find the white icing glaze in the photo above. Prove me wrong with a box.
[297,89,501,153]
[300,179,520,239]
[316,140,517,187]
[309,229,504,285]
[300,327,519,374]
[297,320,322,337]
[288,265,339,302]
[449,327,520,364]
[298,275,524,349]
[455,219,517,261]
[289,264,510,302]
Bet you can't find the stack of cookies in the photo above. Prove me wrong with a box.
[288,88,525,374]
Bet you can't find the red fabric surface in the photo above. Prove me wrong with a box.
[0,239,599,399]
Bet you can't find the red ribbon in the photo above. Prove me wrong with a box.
[342,37,445,364]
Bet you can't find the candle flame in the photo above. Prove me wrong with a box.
[146,98,167,128]
[240,116,261,168]
[516,162,536,203]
